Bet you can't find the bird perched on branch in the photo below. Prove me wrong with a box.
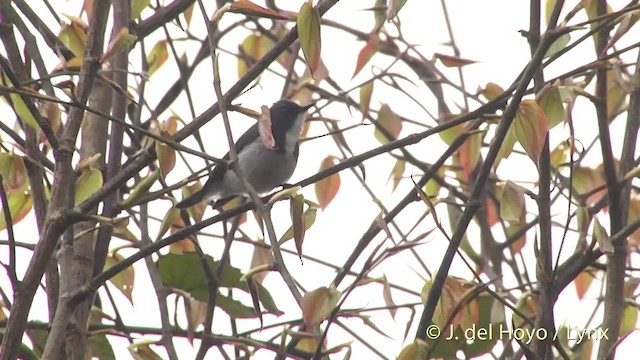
[176,99,314,209]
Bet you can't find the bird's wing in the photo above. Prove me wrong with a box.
[204,122,260,183]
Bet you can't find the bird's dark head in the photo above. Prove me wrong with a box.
[270,99,314,127]
[270,99,314,142]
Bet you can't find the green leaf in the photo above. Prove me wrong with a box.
[291,193,306,260]
[101,28,137,63]
[493,125,517,170]
[374,103,402,144]
[386,0,408,21]
[156,252,282,315]
[75,167,103,206]
[279,206,317,244]
[119,169,159,208]
[543,33,570,59]
[105,252,135,304]
[146,40,168,77]
[297,1,322,78]
[130,0,150,19]
[499,180,526,224]
[514,99,549,166]
[537,85,565,128]
[88,333,116,360]
[359,80,374,118]
[0,192,32,231]
[0,152,28,193]
[1,71,40,130]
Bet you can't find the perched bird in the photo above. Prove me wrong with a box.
[175,99,314,208]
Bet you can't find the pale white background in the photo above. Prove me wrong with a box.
[1,0,639,359]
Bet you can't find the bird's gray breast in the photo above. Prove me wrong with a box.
[221,140,298,196]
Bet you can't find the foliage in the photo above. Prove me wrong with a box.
[0,0,639,359]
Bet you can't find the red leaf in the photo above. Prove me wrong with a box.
[258,105,276,150]
[353,33,379,78]
[229,0,290,20]
[315,156,341,209]
[434,53,478,68]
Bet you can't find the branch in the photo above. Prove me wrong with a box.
[596,0,627,356]
[4,0,110,358]
[414,28,563,341]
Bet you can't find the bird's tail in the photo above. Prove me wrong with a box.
[175,189,206,209]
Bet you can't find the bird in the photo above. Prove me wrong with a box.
[175,99,314,209]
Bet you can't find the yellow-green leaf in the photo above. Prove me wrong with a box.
[75,153,102,170]
[387,159,405,192]
[479,82,504,102]
[386,0,408,21]
[156,207,180,241]
[279,207,317,245]
[512,292,537,329]
[499,181,526,224]
[514,99,549,166]
[593,218,613,253]
[373,0,386,29]
[576,205,591,236]
[183,3,196,28]
[301,286,341,327]
[424,167,444,198]
[147,40,168,77]
[374,103,402,144]
[119,169,159,208]
[181,181,206,222]
[105,252,135,303]
[0,192,32,230]
[493,125,517,170]
[397,340,427,360]
[550,140,570,169]
[545,0,563,25]
[128,340,163,360]
[156,141,176,182]
[290,194,306,261]
[58,18,87,58]
[620,304,638,337]
[544,33,570,59]
[607,68,628,121]
[101,28,137,63]
[297,1,322,78]
[359,80,374,118]
[130,0,150,19]
[537,85,565,128]
[0,152,28,194]
[572,166,606,205]
[75,167,103,206]
[1,72,40,130]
